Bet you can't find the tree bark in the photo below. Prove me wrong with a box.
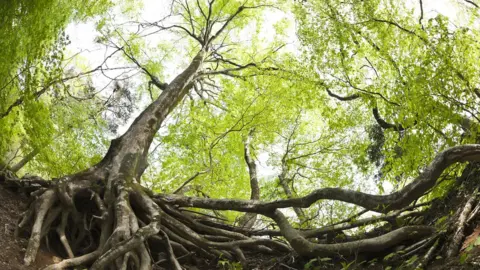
[238,129,260,229]
[278,164,306,223]
[10,149,38,173]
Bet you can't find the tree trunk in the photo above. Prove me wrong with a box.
[8,48,207,269]
[238,129,260,229]
[278,164,306,223]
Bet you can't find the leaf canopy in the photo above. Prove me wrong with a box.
[1,0,479,225]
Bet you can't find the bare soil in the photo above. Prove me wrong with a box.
[0,185,57,270]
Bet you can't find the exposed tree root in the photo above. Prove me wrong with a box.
[2,173,429,269]
[417,238,440,268]
[158,230,182,270]
[10,175,289,269]
[3,145,480,269]
[268,209,435,257]
[446,189,478,257]
[24,189,57,266]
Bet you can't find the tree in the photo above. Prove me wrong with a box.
[1,0,480,269]
[0,0,114,176]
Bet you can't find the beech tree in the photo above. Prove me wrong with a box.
[1,0,480,269]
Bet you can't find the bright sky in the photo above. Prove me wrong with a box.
[65,0,467,71]
[65,0,464,114]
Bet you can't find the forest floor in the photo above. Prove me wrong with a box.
[0,184,292,270]
[0,185,58,270]
[4,172,480,270]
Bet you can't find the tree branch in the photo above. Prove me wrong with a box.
[419,0,425,29]
[10,149,39,173]
[173,170,209,194]
[207,4,273,46]
[117,46,168,90]
[0,48,122,119]
[464,0,479,8]
[325,89,360,101]
[372,108,405,131]
[367,18,427,42]
[156,145,480,214]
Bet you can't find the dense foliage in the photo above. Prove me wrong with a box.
[2,0,480,226]
[0,0,112,176]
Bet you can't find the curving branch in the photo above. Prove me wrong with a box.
[198,63,279,79]
[325,89,360,101]
[372,107,405,131]
[156,145,480,214]
[464,0,479,8]
[301,204,427,238]
[117,46,168,91]
[240,202,428,238]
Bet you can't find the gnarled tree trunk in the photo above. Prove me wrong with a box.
[10,48,207,269]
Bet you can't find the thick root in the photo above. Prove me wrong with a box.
[15,176,440,270]
[24,189,57,266]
